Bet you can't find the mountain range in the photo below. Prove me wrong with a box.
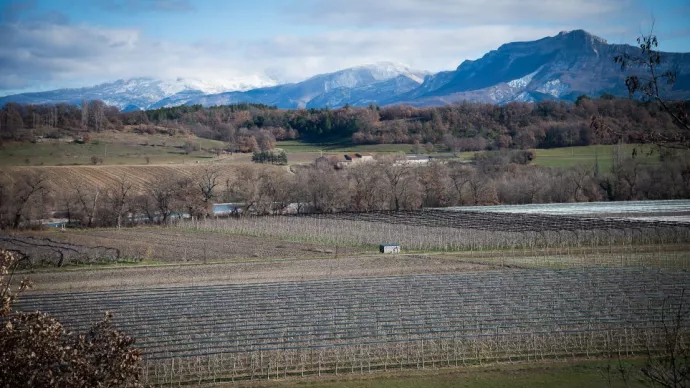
[2,30,689,111]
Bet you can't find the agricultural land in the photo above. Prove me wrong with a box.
[5,200,690,386]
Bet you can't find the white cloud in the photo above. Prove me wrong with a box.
[0,21,274,94]
[248,26,570,82]
[0,0,641,95]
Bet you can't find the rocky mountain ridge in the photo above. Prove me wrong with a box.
[1,30,689,110]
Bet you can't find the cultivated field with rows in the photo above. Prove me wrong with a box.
[16,268,690,385]
[185,208,690,255]
[9,228,366,267]
[1,164,248,193]
[9,200,690,386]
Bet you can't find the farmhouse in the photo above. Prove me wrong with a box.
[344,153,374,163]
[315,153,375,169]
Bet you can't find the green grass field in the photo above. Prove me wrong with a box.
[278,141,668,170]
[277,140,415,153]
[229,359,647,388]
[0,134,677,169]
[0,133,228,166]
[531,144,662,171]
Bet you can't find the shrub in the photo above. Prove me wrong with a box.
[252,150,288,165]
[0,249,143,388]
[183,141,200,154]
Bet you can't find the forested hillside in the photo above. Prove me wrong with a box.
[1,97,688,151]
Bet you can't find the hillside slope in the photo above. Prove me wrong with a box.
[391,30,690,106]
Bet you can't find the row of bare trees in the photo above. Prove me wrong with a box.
[0,164,226,228]
[228,150,690,214]
[1,147,689,229]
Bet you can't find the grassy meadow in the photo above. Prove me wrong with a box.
[231,359,646,388]
[0,131,675,169]
[278,141,668,171]
[531,144,664,171]
[0,132,228,166]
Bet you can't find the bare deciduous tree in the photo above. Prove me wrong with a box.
[147,176,179,224]
[197,164,221,214]
[111,173,132,228]
[73,183,100,227]
[347,163,388,211]
[641,289,690,388]
[613,24,689,147]
[0,171,52,229]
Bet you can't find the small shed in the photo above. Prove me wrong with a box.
[379,244,401,254]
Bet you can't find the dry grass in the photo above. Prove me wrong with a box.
[0,163,284,193]
[21,227,366,263]
[20,255,494,292]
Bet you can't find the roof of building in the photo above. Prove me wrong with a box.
[406,154,431,160]
[327,155,348,162]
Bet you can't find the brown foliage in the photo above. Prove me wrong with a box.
[0,312,142,388]
[0,249,142,387]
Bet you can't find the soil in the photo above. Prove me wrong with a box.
[22,255,495,293]
[22,228,366,263]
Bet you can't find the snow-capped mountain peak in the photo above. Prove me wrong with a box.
[0,75,277,111]
[354,61,428,82]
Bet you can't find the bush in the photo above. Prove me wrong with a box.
[252,150,288,165]
[473,150,535,166]
[0,312,143,388]
[510,150,536,165]
[0,249,142,387]
[183,141,200,154]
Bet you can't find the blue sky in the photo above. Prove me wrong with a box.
[1,0,689,95]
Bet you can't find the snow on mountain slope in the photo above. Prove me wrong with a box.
[307,74,424,108]
[0,76,276,110]
[186,62,429,108]
[3,30,689,110]
[389,30,690,106]
[536,79,569,97]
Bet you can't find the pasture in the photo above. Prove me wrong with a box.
[4,133,665,170]
[276,140,417,154]
[230,360,648,388]
[0,132,229,166]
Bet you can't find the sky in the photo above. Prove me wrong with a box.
[1,0,689,96]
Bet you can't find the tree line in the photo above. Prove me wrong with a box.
[1,97,688,151]
[1,145,688,229]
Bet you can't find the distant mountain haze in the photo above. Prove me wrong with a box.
[1,30,689,110]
